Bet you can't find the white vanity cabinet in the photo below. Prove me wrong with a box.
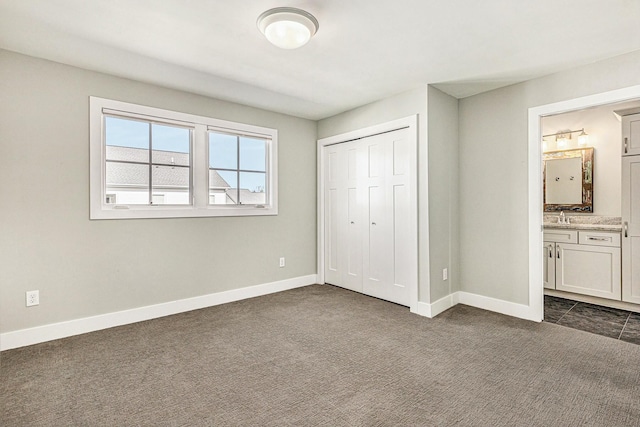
[544,229,621,300]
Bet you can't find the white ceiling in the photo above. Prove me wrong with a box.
[1,0,640,120]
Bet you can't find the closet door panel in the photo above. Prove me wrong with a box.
[324,146,343,287]
[386,131,411,304]
[365,185,385,283]
[323,142,363,292]
[392,183,410,298]
[344,186,361,289]
[327,188,339,273]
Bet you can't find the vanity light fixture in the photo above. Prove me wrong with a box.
[556,132,570,149]
[542,128,590,150]
[578,129,589,146]
[257,7,319,49]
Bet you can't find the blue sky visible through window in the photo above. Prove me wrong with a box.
[105,116,190,153]
[209,132,266,193]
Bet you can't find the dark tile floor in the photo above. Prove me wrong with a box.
[544,295,640,345]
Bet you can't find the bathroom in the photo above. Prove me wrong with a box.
[541,99,640,343]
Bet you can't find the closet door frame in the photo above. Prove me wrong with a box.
[317,115,419,313]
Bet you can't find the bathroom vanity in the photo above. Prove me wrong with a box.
[543,221,622,301]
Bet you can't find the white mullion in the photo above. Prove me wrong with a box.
[192,124,208,209]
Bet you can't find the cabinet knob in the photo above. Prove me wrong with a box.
[625,137,628,154]
[371,222,377,226]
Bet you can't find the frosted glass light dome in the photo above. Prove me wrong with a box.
[257,7,319,49]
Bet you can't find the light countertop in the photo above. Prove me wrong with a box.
[543,223,622,232]
[543,214,622,232]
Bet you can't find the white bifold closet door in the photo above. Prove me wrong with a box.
[323,127,411,306]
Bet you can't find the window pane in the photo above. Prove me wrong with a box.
[152,165,190,205]
[152,124,190,166]
[239,172,266,205]
[209,169,231,205]
[105,116,149,163]
[105,162,149,205]
[209,132,237,170]
[215,170,238,205]
[106,116,149,149]
[240,137,266,172]
[216,170,237,189]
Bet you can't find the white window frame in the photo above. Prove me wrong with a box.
[90,97,278,219]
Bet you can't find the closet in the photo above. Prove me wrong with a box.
[322,127,414,307]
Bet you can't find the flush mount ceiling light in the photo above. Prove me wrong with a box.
[257,7,319,49]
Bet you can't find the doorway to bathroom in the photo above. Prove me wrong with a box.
[528,85,640,331]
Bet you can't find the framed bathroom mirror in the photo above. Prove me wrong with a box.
[543,147,593,212]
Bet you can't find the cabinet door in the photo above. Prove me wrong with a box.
[622,155,640,303]
[543,242,556,290]
[556,243,621,300]
[622,113,640,156]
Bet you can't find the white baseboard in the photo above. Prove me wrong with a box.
[1,274,318,351]
[457,291,540,322]
[415,293,459,318]
[414,291,540,322]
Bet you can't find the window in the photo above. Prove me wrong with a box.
[209,131,267,206]
[104,115,192,206]
[90,97,277,219]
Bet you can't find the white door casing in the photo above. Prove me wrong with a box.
[528,85,640,322]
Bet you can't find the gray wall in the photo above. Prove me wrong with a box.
[0,50,318,333]
[318,86,460,304]
[459,50,640,304]
[427,86,460,301]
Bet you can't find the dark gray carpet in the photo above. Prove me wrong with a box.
[2,284,640,426]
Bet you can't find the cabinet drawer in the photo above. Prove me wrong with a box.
[543,229,578,244]
[578,231,621,247]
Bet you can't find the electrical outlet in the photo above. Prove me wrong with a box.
[26,290,39,307]
[442,268,448,281]
[279,257,285,268]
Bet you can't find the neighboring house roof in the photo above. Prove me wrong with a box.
[225,189,266,205]
[105,146,231,189]
[107,145,190,166]
[209,170,230,189]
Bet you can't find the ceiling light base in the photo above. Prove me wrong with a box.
[257,7,319,49]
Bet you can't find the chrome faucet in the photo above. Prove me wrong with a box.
[558,211,570,225]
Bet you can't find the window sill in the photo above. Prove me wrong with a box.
[90,205,278,220]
